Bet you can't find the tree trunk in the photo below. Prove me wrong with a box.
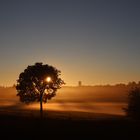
[40,93,43,119]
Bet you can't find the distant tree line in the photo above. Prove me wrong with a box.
[1,81,140,89]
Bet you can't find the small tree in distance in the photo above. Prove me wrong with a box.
[124,86,140,119]
[16,62,65,118]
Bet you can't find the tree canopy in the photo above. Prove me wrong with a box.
[16,62,64,103]
[124,86,140,119]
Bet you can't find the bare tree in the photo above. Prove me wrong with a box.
[16,62,64,118]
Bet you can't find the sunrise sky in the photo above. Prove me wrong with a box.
[0,0,140,86]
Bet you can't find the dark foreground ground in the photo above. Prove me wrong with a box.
[0,110,140,140]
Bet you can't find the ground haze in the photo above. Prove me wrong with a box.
[1,85,140,139]
[0,85,128,116]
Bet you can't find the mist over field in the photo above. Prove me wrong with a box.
[0,86,129,116]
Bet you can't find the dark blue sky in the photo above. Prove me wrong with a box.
[0,0,140,86]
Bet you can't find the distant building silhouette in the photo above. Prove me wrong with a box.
[78,81,82,86]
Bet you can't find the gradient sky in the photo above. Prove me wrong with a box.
[0,0,140,86]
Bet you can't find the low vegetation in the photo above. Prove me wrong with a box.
[124,87,140,119]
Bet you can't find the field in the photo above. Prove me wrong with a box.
[0,86,128,115]
[0,86,140,139]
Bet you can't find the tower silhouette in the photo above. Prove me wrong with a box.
[78,81,82,86]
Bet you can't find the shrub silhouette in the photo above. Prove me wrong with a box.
[16,62,64,118]
[125,87,140,119]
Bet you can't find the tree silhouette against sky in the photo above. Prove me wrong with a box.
[124,86,140,120]
[16,62,64,118]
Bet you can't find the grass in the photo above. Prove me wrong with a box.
[0,86,138,139]
[0,110,140,139]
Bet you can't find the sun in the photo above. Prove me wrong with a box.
[46,77,51,82]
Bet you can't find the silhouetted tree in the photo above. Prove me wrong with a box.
[124,87,140,119]
[16,62,64,118]
[127,81,137,88]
